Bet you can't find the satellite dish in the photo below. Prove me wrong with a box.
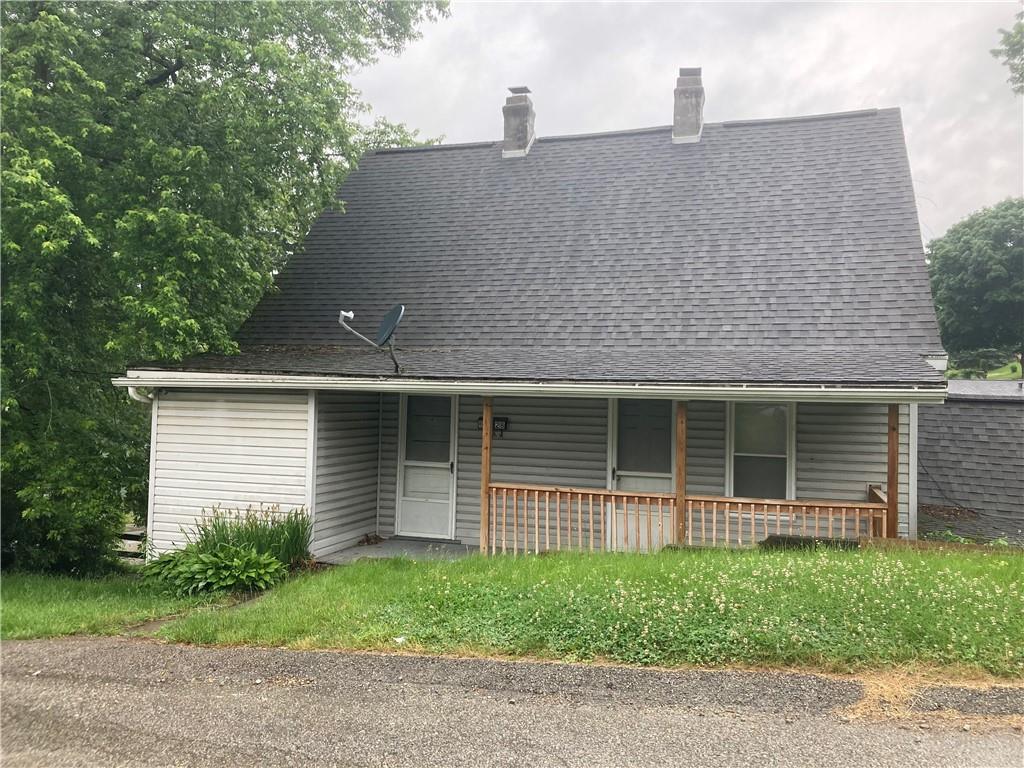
[375,304,405,347]
[338,304,406,374]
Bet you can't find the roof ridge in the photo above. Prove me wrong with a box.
[721,108,882,128]
[371,107,893,155]
[537,124,672,143]
[375,140,496,154]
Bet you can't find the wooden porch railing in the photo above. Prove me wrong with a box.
[485,483,887,554]
[487,483,677,555]
[478,399,900,554]
[681,495,888,548]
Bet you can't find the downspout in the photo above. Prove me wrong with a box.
[127,386,153,404]
[126,386,159,562]
[909,403,918,539]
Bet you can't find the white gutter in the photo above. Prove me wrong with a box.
[113,370,947,404]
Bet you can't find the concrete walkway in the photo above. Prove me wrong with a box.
[321,538,473,564]
[2,638,1021,767]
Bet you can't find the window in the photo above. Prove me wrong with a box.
[404,396,451,464]
[730,403,791,499]
[614,399,672,492]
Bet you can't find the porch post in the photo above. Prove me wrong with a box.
[480,396,494,553]
[675,401,687,544]
[886,404,899,538]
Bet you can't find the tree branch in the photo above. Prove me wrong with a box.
[143,57,185,87]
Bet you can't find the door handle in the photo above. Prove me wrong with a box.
[450,461,455,475]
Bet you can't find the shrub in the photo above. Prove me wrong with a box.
[145,544,286,597]
[1,487,128,575]
[142,505,309,597]
[187,505,311,569]
[1,389,149,576]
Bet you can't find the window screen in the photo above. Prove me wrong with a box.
[617,400,671,474]
[733,456,787,498]
[404,396,451,463]
[734,403,787,455]
[733,403,788,499]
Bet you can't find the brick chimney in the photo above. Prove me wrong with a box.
[672,68,705,144]
[502,86,535,158]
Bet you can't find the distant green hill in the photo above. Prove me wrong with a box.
[947,359,1023,380]
[984,360,1024,380]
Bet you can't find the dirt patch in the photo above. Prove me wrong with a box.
[839,669,1024,731]
[126,616,178,635]
[122,592,266,636]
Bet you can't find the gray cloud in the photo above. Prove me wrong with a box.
[353,1,1022,240]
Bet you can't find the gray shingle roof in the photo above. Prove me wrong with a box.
[163,344,942,386]
[148,107,945,385]
[945,380,1024,402]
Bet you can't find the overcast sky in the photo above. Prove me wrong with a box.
[352,1,1022,241]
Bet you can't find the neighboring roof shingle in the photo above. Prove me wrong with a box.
[918,398,1023,543]
[146,108,945,385]
[945,380,1024,402]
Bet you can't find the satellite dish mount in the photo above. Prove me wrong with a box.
[338,304,405,374]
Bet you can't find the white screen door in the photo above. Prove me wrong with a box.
[609,399,674,551]
[397,395,456,539]
[613,399,673,493]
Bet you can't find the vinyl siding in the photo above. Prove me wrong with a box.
[685,401,726,494]
[796,402,910,537]
[377,393,400,537]
[489,397,609,486]
[456,396,482,543]
[149,390,310,555]
[455,396,610,545]
[312,392,380,558]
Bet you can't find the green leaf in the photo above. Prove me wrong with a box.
[1,0,446,573]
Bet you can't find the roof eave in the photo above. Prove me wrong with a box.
[114,370,947,404]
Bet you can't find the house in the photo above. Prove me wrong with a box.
[918,380,1023,543]
[114,69,947,561]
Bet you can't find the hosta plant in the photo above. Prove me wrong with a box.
[145,544,286,598]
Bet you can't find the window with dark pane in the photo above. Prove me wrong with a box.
[733,403,788,499]
[617,399,671,473]
[404,396,451,463]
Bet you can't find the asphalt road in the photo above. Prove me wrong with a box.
[2,638,1021,768]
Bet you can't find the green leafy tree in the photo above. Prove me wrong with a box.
[947,348,1019,379]
[1,1,444,572]
[992,11,1024,94]
[926,198,1024,358]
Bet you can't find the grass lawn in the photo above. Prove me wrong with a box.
[159,547,1024,677]
[985,360,1023,380]
[1,571,207,639]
